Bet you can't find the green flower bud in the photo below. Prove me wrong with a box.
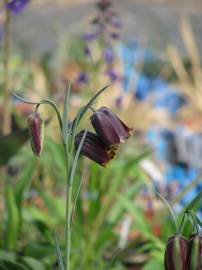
[186,234,202,270]
[164,235,188,270]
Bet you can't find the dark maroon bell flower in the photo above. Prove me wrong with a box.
[6,0,30,15]
[28,112,44,157]
[90,106,133,149]
[164,235,188,270]
[186,234,202,270]
[75,130,116,167]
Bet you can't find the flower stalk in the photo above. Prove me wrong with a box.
[2,0,11,135]
[65,173,72,270]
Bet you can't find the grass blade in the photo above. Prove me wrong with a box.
[62,83,70,144]
[157,192,178,233]
[54,231,65,270]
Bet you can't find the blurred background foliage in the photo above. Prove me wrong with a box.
[0,0,202,269]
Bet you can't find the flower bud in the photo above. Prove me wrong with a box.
[90,106,133,149]
[28,112,44,157]
[164,235,188,270]
[186,234,202,270]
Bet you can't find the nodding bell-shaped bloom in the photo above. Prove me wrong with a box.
[90,106,133,149]
[28,112,44,157]
[164,235,188,270]
[186,234,202,270]
[75,130,116,167]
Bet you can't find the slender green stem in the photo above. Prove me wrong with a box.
[65,184,72,270]
[2,1,11,135]
[64,145,72,270]
[178,212,187,235]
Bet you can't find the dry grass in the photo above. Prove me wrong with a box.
[167,18,202,128]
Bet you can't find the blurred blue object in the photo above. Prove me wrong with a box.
[152,77,167,91]
[135,73,152,100]
[118,40,140,92]
[154,87,187,114]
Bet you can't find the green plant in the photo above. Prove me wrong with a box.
[11,83,136,270]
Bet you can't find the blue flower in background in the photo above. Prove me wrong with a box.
[6,0,30,15]
[154,88,187,115]
[135,74,152,100]
[152,77,167,91]
[142,48,156,62]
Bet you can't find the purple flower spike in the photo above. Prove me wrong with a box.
[103,47,114,64]
[105,69,118,82]
[90,106,133,149]
[6,0,30,15]
[76,72,88,84]
[75,130,116,167]
[83,32,99,42]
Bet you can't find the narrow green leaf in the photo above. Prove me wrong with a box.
[0,250,17,264]
[187,210,200,233]
[195,214,202,228]
[184,190,202,213]
[5,185,20,249]
[70,175,84,226]
[15,159,35,207]
[172,173,202,205]
[54,231,65,270]
[157,192,178,233]
[71,85,108,131]
[22,257,46,270]
[62,84,70,144]
[69,85,108,163]
[69,129,87,186]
